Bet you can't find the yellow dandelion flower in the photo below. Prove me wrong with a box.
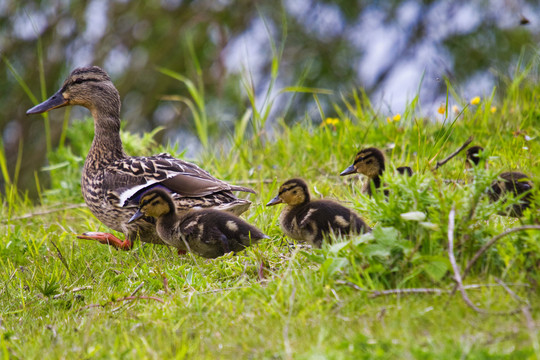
[321,117,339,129]
[452,105,460,114]
[490,106,497,113]
[470,96,481,105]
[437,104,446,114]
[393,113,401,121]
[386,117,391,123]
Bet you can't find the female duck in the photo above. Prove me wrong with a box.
[466,146,533,217]
[27,66,254,249]
[129,188,267,258]
[266,178,370,247]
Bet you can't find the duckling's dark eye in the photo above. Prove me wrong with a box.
[366,159,373,165]
[292,190,297,194]
[74,78,84,85]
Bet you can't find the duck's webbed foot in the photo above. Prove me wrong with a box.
[77,232,133,250]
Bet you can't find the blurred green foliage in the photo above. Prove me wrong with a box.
[1,0,538,197]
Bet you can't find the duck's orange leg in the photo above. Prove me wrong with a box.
[77,232,133,250]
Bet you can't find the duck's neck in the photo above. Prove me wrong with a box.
[371,174,382,189]
[86,110,126,169]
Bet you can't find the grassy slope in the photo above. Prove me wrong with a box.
[1,77,539,359]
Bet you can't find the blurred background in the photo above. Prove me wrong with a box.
[1,0,539,197]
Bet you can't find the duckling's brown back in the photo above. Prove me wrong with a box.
[179,209,266,258]
[285,199,370,247]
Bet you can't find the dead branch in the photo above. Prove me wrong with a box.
[463,225,540,281]
[433,136,473,170]
[335,280,529,298]
[130,282,144,297]
[77,295,164,312]
[369,288,445,298]
[52,286,93,299]
[447,206,490,313]
[447,206,522,315]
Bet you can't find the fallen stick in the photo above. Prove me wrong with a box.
[433,136,473,170]
[450,225,540,297]
[447,206,521,315]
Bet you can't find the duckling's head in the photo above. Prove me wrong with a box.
[27,66,120,119]
[466,146,485,168]
[128,187,176,223]
[340,147,385,178]
[266,178,310,207]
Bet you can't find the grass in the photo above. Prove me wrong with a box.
[1,58,539,359]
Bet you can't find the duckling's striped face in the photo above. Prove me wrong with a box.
[137,191,174,218]
[340,147,385,178]
[27,66,120,117]
[267,179,310,206]
[128,188,176,223]
[466,146,484,168]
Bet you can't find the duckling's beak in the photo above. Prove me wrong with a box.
[266,195,283,206]
[128,209,145,223]
[26,90,68,115]
[340,164,357,176]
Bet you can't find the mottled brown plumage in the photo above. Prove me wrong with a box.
[266,178,370,247]
[466,146,533,217]
[27,66,254,249]
[129,188,268,258]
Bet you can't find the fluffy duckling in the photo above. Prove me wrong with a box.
[466,146,534,217]
[465,145,486,169]
[340,147,386,196]
[396,166,413,176]
[129,188,268,258]
[266,178,370,247]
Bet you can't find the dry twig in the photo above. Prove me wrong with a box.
[463,225,540,280]
[52,286,93,299]
[433,136,473,170]
[447,206,521,315]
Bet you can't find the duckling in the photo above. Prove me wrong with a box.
[340,147,386,196]
[266,178,370,247]
[129,188,268,258]
[466,146,534,217]
[465,145,486,169]
[396,166,413,176]
[27,66,254,250]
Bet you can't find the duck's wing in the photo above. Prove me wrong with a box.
[101,153,254,207]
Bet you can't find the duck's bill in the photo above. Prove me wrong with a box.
[26,90,67,115]
[128,209,145,223]
[340,164,356,176]
[266,196,282,206]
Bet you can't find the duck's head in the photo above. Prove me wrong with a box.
[266,178,310,206]
[340,147,385,178]
[466,145,485,168]
[26,66,120,118]
[128,188,176,223]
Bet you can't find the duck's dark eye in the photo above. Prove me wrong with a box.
[292,190,297,194]
[366,159,373,165]
[74,78,84,85]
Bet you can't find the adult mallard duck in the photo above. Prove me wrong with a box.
[266,178,370,247]
[129,187,267,258]
[27,66,254,249]
[466,146,533,217]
